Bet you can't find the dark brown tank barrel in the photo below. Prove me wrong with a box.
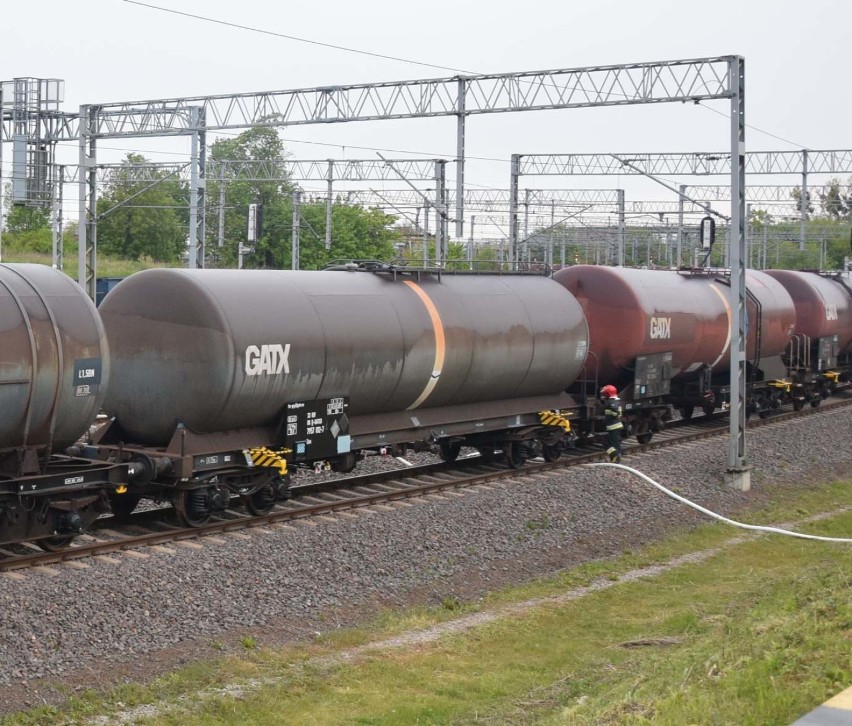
[100,269,589,445]
[763,270,852,355]
[0,264,109,450]
[552,265,795,387]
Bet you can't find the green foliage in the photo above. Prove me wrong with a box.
[96,153,188,262]
[1,184,53,254]
[207,128,401,269]
[5,202,49,234]
[817,177,852,218]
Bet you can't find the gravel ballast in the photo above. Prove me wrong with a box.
[1,408,850,709]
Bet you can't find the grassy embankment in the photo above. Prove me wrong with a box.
[1,249,165,277]
[4,479,849,725]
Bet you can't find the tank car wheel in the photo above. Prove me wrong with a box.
[245,485,276,516]
[174,490,212,527]
[36,535,76,552]
[109,493,140,519]
[680,405,694,421]
[809,398,821,408]
[331,452,357,473]
[503,442,526,469]
[793,399,805,412]
[634,421,653,445]
[542,443,561,462]
[702,405,715,417]
[439,441,462,463]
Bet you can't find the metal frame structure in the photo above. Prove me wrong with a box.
[512,149,852,252]
[2,57,742,295]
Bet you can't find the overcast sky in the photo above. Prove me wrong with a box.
[1,0,849,235]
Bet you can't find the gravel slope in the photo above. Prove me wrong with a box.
[1,408,850,711]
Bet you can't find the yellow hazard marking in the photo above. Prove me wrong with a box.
[768,379,792,392]
[115,485,128,494]
[538,410,571,432]
[247,447,288,476]
[823,370,841,383]
[403,280,446,410]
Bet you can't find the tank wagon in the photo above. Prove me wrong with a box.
[0,264,127,548]
[763,270,852,402]
[94,265,588,525]
[552,265,797,441]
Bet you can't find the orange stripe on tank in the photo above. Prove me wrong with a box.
[403,280,446,410]
[708,283,733,369]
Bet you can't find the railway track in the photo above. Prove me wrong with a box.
[2,395,850,574]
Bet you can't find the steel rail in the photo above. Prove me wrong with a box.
[1,396,849,573]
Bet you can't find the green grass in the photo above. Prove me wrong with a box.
[0,248,169,277]
[4,482,850,726]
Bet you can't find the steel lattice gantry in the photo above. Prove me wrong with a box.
[62,55,741,294]
[513,149,852,252]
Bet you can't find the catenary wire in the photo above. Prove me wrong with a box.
[122,0,816,152]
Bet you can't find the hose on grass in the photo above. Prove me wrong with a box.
[588,462,852,544]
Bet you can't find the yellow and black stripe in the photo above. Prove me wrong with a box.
[247,447,289,476]
[539,410,571,433]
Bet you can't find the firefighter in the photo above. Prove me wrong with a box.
[600,384,623,463]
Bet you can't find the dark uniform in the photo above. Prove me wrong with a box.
[602,389,624,463]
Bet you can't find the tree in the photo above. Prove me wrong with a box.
[790,186,814,215]
[819,178,850,219]
[207,127,291,268]
[207,127,401,269]
[1,185,52,253]
[97,154,188,262]
[263,200,399,270]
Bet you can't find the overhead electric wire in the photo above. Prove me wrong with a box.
[121,0,468,75]
[122,1,816,154]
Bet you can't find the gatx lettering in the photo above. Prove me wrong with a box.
[245,344,290,376]
[649,316,672,340]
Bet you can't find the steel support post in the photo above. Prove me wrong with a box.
[455,78,466,239]
[188,107,204,268]
[217,161,225,248]
[746,203,752,267]
[325,160,333,250]
[549,199,555,267]
[726,56,749,491]
[677,184,685,266]
[0,86,3,262]
[291,189,301,270]
[523,189,530,244]
[434,160,447,264]
[468,215,475,266]
[509,154,520,264]
[51,165,63,270]
[77,105,98,301]
[799,149,808,251]
[617,189,626,266]
[422,206,429,266]
[198,119,207,267]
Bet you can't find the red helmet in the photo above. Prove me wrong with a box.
[600,384,618,398]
